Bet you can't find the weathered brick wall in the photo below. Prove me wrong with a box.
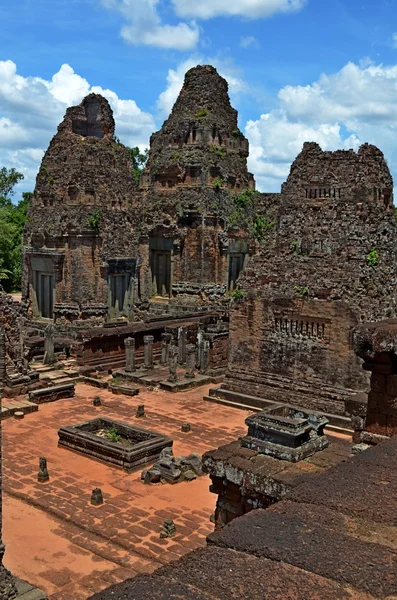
[225,142,397,414]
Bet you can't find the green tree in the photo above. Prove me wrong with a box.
[0,168,31,292]
[128,147,149,185]
[0,167,24,204]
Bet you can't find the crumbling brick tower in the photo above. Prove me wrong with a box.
[138,65,256,307]
[23,94,139,325]
[223,142,396,416]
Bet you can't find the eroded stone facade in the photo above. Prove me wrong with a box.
[223,142,396,415]
[23,67,257,330]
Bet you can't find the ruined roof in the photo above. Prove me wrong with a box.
[31,93,136,208]
[142,65,255,191]
[283,141,393,194]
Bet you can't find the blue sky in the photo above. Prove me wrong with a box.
[1,0,397,195]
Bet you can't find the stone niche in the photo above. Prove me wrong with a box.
[107,258,136,320]
[58,418,173,472]
[241,404,329,462]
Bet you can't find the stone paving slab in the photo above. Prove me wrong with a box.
[291,434,397,526]
[207,501,397,598]
[1,398,38,419]
[3,382,248,599]
[14,577,48,600]
[87,546,371,600]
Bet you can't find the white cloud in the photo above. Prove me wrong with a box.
[240,36,260,49]
[101,0,199,50]
[246,61,397,192]
[393,32,397,48]
[172,0,306,20]
[0,60,155,194]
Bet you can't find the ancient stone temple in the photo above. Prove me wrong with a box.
[23,93,139,326]
[23,67,257,326]
[213,142,397,417]
[139,64,256,308]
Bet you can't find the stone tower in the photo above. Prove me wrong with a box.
[222,142,396,416]
[23,94,140,324]
[141,65,255,192]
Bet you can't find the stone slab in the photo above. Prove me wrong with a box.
[207,501,397,597]
[86,546,368,600]
[291,434,397,526]
[14,577,48,600]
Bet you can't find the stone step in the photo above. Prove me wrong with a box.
[204,388,352,435]
[1,398,39,419]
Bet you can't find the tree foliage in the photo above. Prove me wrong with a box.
[128,147,149,185]
[0,168,30,292]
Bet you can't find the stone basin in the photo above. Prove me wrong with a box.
[241,403,329,462]
[58,417,173,472]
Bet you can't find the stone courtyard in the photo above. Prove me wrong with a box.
[2,383,249,599]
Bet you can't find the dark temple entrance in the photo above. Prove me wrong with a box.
[149,237,173,298]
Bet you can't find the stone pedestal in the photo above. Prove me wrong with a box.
[168,346,179,383]
[199,340,210,375]
[124,337,136,373]
[43,325,56,365]
[161,333,172,365]
[178,327,187,365]
[143,336,154,370]
[185,344,196,379]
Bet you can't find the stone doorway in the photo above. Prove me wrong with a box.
[34,271,54,318]
[150,250,171,297]
[228,253,245,291]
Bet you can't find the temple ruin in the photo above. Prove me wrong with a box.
[1,63,397,599]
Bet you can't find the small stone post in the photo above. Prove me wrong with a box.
[160,333,172,365]
[43,325,56,365]
[168,346,179,383]
[0,329,5,387]
[185,344,196,379]
[178,327,187,365]
[199,340,210,375]
[90,488,103,506]
[38,457,49,483]
[124,337,136,373]
[144,335,154,370]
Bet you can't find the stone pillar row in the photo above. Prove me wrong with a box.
[123,332,209,377]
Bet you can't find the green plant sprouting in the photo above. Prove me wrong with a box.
[253,215,274,241]
[87,209,101,230]
[213,177,225,190]
[294,285,310,297]
[366,248,379,266]
[195,108,209,120]
[229,288,244,301]
[103,425,121,443]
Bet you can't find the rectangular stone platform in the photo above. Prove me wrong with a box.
[0,398,39,419]
[58,417,173,472]
[29,382,75,404]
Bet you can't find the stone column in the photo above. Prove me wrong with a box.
[161,333,172,365]
[43,325,56,365]
[0,405,18,598]
[199,340,210,375]
[178,327,187,365]
[185,344,196,379]
[168,346,179,383]
[144,335,154,370]
[0,330,5,387]
[124,337,136,373]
